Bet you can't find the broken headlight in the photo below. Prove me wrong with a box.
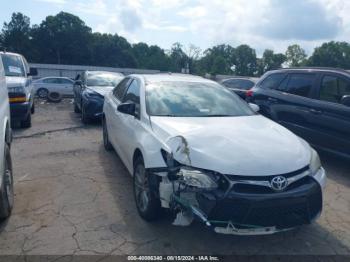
[178,168,218,190]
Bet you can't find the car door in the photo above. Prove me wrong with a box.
[307,73,350,156]
[59,78,74,96]
[267,72,322,145]
[114,79,142,170]
[105,77,131,154]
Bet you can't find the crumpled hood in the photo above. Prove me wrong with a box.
[5,76,26,87]
[87,86,114,96]
[150,115,311,176]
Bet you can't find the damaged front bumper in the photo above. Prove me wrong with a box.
[150,166,324,236]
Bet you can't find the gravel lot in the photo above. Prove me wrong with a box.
[0,99,349,256]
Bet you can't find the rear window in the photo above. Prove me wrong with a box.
[223,79,255,90]
[320,75,350,104]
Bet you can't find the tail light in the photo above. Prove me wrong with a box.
[8,86,27,103]
[246,89,253,97]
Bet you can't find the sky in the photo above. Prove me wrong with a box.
[0,0,349,56]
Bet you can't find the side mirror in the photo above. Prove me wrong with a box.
[74,80,83,86]
[249,103,260,113]
[28,68,38,76]
[341,95,350,107]
[117,103,136,116]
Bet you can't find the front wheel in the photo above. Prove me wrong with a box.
[102,117,113,151]
[37,88,48,98]
[133,157,160,221]
[81,105,90,124]
[0,144,14,219]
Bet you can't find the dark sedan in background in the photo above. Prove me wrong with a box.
[247,67,350,158]
[73,71,124,123]
[220,77,258,98]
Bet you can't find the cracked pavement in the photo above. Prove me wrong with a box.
[0,99,349,256]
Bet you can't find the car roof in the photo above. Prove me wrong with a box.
[86,70,124,76]
[221,77,258,83]
[0,51,22,57]
[267,67,350,77]
[132,73,213,84]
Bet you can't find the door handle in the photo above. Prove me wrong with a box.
[309,108,322,114]
[268,97,278,103]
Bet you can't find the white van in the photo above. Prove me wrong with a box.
[0,53,13,219]
[0,52,36,128]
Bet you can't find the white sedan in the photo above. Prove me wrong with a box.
[33,77,74,98]
[102,74,326,235]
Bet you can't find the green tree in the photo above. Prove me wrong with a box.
[233,44,257,76]
[285,44,307,67]
[168,42,187,72]
[31,12,92,64]
[196,44,235,75]
[258,49,286,75]
[1,12,33,59]
[308,41,350,68]
[133,43,170,70]
[90,33,137,68]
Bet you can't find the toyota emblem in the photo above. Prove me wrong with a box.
[270,176,288,191]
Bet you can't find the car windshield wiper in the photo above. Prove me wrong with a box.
[198,114,234,117]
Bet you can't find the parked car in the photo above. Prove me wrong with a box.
[0,53,13,219]
[247,67,350,158]
[33,77,74,98]
[220,77,258,98]
[73,71,124,123]
[102,74,326,235]
[0,52,37,128]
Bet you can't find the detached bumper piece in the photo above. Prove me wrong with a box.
[197,176,322,231]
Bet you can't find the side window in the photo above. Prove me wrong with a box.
[282,74,315,97]
[113,78,130,100]
[122,80,141,118]
[122,80,140,104]
[259,73,286,89]
[43,78,60,84]
[320,75,350,104]
[59,79,73,84]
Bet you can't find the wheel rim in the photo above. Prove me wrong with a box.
[4,161,13,209]
[134,164,149,212]
[38,89,48,98]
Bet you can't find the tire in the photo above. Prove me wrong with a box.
[133,156,160,221]
[37,88,48,98]
[0,144,13,219]
[102,117,113,151]
[81,104,90,124]
[74,101,80,113]
[31,103,35,114]
[21,113,32,128]
[47,92,62,103]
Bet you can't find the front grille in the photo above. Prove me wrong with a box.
[206,178,322,229]
[226,165,309,182]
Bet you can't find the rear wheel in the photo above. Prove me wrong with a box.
[21,114,32,128]
[133,157,160,221]
[102,117,113,151]
[37,88,48,98]
[0,144,14,219]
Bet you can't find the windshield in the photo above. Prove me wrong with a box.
[1,54,25,77]
[146,81,255,117]
[86,72,123,87]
